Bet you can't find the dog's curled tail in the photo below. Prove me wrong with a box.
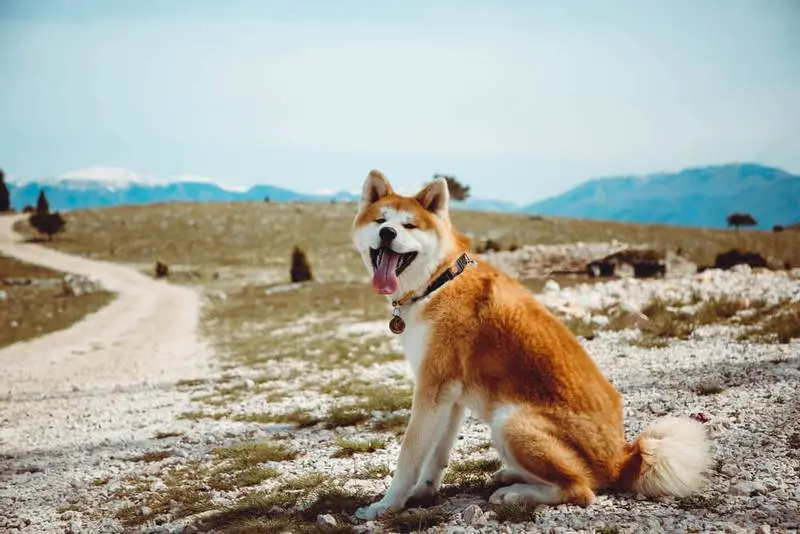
[616,416,711,498]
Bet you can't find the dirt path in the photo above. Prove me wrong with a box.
[0,214,211,532]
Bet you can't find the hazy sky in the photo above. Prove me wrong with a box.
[1,0,798,203]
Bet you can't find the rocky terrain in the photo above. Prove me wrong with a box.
[1,218,798,533]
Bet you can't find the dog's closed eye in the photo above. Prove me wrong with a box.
[403,223,417,230]
[375,218,386,224]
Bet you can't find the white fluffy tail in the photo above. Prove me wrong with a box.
[618,417,712,497]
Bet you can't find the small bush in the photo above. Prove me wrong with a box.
[155,261,169,278]
[290,246,313,283]
[29,211,66,241]
[714,249,768,270]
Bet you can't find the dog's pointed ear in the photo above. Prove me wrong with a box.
[415,177,450,219]
[360,170,393,211]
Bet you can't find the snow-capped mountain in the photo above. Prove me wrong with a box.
[7,167,314,210]
[6,167,521,214]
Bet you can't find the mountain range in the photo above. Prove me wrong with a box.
[6,163,799,229]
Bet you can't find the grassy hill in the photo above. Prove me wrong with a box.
[15,201,800,281]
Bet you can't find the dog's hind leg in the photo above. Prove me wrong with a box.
[490,406,596,507]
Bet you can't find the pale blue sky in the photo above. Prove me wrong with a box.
[1,0,798,203]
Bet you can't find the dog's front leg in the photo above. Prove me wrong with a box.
[356,386,455,520]
[409,403,464,500]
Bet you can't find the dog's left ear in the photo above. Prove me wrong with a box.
[415,178,450,219]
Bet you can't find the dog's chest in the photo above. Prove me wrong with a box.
[400,308,430,380]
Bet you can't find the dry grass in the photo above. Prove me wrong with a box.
[15,202,800,282]
[354,463,392,479]
[127,450,172,463]
[331,436,387,458]
[490,502,539,523]
[443,458,502,486]
[233,408,321,428]
[384,507,451,533]
[0,254,114,348]
[213,440,298,466]
[738,302,800,344]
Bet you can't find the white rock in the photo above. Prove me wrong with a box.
[139,506,152,517]
[544,280,560,293]
[244,378,256,390]
[316,514,337,527]
[462,504,485,526]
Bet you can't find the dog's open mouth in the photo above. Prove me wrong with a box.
[370,247,417,295]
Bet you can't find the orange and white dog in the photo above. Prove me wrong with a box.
[351,170,711,520]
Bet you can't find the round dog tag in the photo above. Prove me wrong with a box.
[389,315,406,334]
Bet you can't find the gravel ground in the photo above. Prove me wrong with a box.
[0,218,798,533]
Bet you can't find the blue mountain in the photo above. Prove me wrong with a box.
[524,163,800,229]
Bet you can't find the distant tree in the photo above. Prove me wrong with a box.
[264,195,271,203]
[772,225,784,233]
[290,246,313,283]
[433,173,471,202]
[726,212,757,232]
[0,169,10,212]
[36,189,50,214]
[29,211,66,241]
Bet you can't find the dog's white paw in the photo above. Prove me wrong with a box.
[489,486,522,505]
[355,501,392,521]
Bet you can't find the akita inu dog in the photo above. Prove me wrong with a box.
[351,170,711,520]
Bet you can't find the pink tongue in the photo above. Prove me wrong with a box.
[372,250,400,295]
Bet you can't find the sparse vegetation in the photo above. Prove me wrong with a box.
[154,260,169,278]
[443,457,502,486]
[738,302,800,344]
[214,440,298,465]
[331,436,387,458]
[355,463,392,479]
[290,245,313,283]
[0,255,114,349]
[384,507,451,533]
[127,450,172,462]
[491,502,538,523]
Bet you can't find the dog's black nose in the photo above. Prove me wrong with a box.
[379,226,397,242]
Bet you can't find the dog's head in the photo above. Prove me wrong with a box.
[352,170,461,297]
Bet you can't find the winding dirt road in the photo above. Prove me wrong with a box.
[0,214,211,531]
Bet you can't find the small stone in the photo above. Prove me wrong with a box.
[544,280,560,293]
[648,402,668,416]
[728,480,766,496]
[66,518,84,534]
[591,314,610,327]
[445,527,466,534]
[462,504,485,526]
[181,525,199,534]
[244,378,256,389]
[316,514,337,527]
[758,525,771,534]
[140,506,152,517]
